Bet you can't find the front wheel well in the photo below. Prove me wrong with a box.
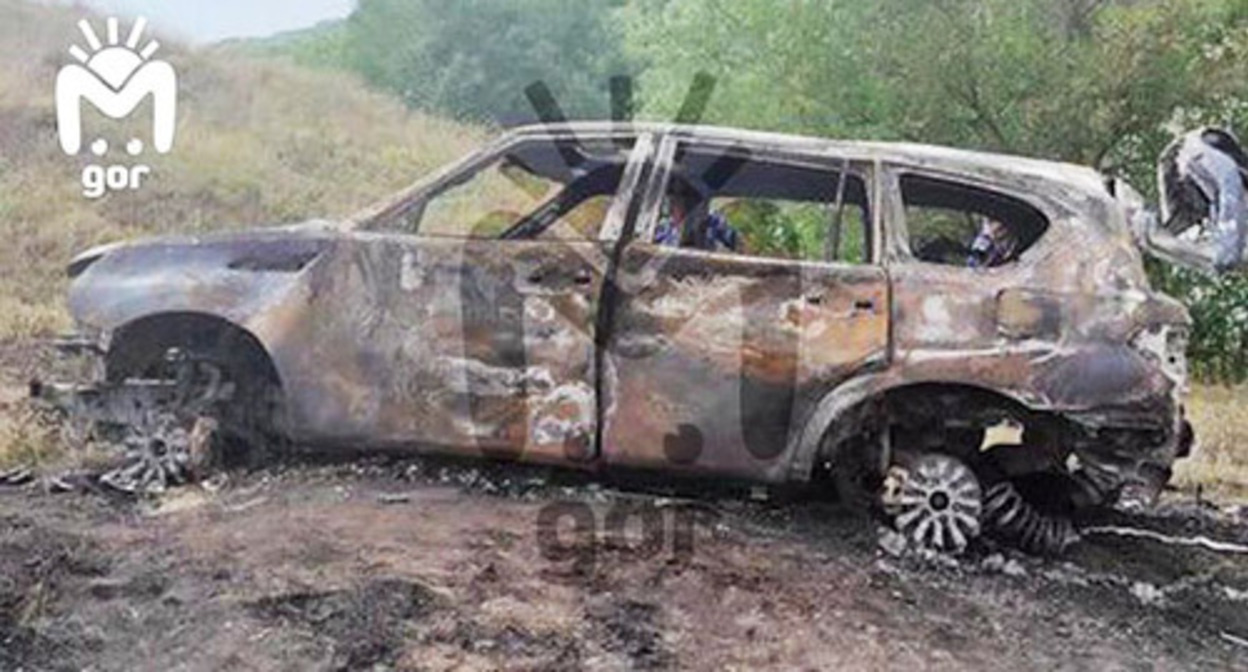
[105,312,285,440]
[106,312,281,389]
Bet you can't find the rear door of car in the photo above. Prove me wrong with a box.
[600,135,890,481]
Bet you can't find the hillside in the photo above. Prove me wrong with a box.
[0,0,483,339]
[214,18,351,70]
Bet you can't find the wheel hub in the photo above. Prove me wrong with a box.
[885,453,983,553]
[98,355,227,494]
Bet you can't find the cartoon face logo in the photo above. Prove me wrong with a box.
[56,17,177,156]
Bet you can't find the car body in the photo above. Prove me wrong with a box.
[48,122,1196,549]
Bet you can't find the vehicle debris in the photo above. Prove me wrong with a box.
[1156,126,1248,273]
[33,122,1209,555]
[1131,581,1165,606]
[44,476,75,493]
[1081,525,1248,555]
[377,492,412,505]
[877,527,908,558]
[0,468,32,486]
[980,553,1028,578]
[1220,632,1248,650]
[983,481,1079,555]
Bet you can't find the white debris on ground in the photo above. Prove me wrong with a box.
[981,553,1027,578]
[1131,582,1165,606]
[877,527,907,558]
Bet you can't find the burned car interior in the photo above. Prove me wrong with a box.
[372,135,875,263]
[902,173,1049,267]
[656,145,871,261]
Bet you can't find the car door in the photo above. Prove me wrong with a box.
[600,136,890,481]
[315,132,653,464]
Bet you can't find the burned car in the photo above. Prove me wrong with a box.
[38,122,1197,554]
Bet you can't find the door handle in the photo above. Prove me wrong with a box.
[853,298,876,313]
[572,269,593,285]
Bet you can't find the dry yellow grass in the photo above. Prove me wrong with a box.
[1174,384,1248,500]
[0,403,58,469]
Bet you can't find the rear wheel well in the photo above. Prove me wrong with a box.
[883,383,1036,449]
[820,383,1089,549]
[818,382,1074,480]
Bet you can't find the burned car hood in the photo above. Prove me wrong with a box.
[67,219,343,276]
[66,220,342,333]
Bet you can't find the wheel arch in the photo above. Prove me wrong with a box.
[787,376,1046,481]
[105,311,283,392]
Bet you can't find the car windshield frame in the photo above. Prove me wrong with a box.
[349,129,649,238]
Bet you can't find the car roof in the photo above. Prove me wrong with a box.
[505,121,1111,202]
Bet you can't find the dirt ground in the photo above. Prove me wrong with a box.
[2,453,1247,672]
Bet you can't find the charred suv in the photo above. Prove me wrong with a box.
[39,123,1199,554]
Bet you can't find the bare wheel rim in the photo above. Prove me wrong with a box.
[99,355,227,494]
[891,453,983,553]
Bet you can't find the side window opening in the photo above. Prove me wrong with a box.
[653,146,871,263]
[376,138,634,240]
[900,174,1049,268]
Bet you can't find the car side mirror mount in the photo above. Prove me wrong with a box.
[1139,208,1219,275]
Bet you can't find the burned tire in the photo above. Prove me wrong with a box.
[830,436,883,512]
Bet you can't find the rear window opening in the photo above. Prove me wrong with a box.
[901,174,1049,267]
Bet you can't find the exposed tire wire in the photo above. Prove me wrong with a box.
[982,481,1079,555]
[1081,525,1248,555]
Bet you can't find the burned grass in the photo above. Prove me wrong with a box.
[0,512,110,671]
[249,579,441,670]
[586,597,674,670]
[1,462,1248,669]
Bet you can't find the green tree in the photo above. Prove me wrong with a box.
[347,0,631,123]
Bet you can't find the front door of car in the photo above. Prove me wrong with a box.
[344,133,651,464]
[601,139,891,481]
